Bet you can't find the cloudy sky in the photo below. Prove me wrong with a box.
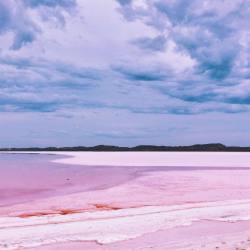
[0,0,250,147]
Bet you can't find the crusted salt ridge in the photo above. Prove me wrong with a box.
[1,199,250,249]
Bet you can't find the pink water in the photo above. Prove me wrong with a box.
[2,153,250,207]
[0,153,144,206]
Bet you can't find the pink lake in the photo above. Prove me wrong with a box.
[1,152,250,250]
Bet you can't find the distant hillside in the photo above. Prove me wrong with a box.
[1,143,250,152]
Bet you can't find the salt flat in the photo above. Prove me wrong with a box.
[1,152,250,250]
[8,151,250,167]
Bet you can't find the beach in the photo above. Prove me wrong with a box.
[1,152,250,249]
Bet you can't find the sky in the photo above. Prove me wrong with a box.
[0,0,250,147]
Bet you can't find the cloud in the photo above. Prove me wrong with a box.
[115,0,250,108]
[0,55,104,112]
[0,2,11,33]
[0,1,39,50]
[23,0,77,26]
[154,0,193,25]
[117,0,249,82]
[23,0,76,8]
[131,35,166,51]
[113,64,169,81]
[116,0,132,6]
[0,0,76,50]
[11,30,37,50]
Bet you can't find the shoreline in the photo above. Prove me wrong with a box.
[2,151,250,167]
[3,199,250,249]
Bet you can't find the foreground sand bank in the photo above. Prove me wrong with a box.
[31,220,250,250]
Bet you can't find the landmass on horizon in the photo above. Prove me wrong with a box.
[1,143,250,152]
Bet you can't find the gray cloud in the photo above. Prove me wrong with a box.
[131,35,166,52]
[116,0,132,6]
[116,0,250,108]
[117,0,249,81]
[0,1,39,50]
[23,0,76,8]
[0,0,76,50]
[113,64,169,81]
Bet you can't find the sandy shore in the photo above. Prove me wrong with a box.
[1,152,250,250]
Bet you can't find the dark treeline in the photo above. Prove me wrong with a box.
[1,143,250,152]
